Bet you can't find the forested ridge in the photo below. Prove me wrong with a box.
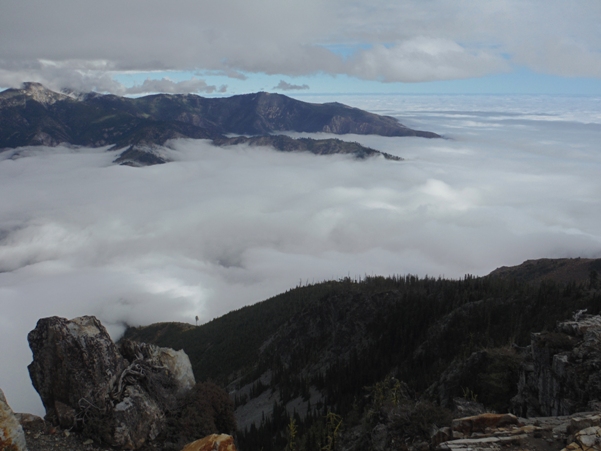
[122,258,601,450]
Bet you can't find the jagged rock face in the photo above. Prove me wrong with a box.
[27,315,196,449]
[0,389,27,451]
[512,314,601,417]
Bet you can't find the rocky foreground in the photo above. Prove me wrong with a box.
[435,411,601,451]
[1,315,237,450]
[5,407,236,451]
[5,391,601,451]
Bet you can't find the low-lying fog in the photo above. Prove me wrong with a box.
[1,94,600,414]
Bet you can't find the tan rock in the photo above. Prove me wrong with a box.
[181,434,236,451]
[512,424,539,435]
[562,426,601,451]
[570,416,601,435]
[452,413,519,436]
[575,426,601,449]
[0,389,27,451]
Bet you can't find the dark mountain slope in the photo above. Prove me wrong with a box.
[0,83,438,165]
[157,92,438,137]
[489,257,601,285]
[214,135,402,160]
[122,258,601,450]
[0,83,220,149]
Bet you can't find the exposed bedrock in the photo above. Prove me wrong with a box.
[512,314,601,417]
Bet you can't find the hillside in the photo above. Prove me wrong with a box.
[0,83,437,165]
[122,258,601,450]
[489,258,601,285]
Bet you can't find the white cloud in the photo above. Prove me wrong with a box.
[0,0,600,91]
[348,38,509,82]
[124,77,224,95]
[273,80,310,91]
[1,95,601,414]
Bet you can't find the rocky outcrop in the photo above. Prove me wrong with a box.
[27,315,196,449]
[119,339,196,395]
[564,426,601,451]
[437,412,601,451]
[512,314,601,417]
[0,388,27,451]
[181,434,237,451]
[27,316,128,427]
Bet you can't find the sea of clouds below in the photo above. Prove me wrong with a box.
[1,94,601,414]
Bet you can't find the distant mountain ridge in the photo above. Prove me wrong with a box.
[0,82,439,165]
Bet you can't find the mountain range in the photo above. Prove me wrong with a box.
[0,82,439,165]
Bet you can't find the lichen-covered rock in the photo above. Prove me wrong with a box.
[0,388,27,451]
[512,314,601,417]
[120,339,195,394]
[27,315,196,449]
[105,385,165,449]
[181,434,237,451]
[27,315,127,425]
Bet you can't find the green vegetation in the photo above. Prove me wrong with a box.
[123,266,601,450]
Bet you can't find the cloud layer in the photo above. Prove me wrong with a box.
[1,94,601,414]
[1,1,600,92]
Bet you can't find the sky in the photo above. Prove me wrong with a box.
[1,0,601,95]
[2,0,601,416]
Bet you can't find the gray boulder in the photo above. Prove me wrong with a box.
[120,339,196,395]
[27,316,128,427]
[27,315,195,449]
